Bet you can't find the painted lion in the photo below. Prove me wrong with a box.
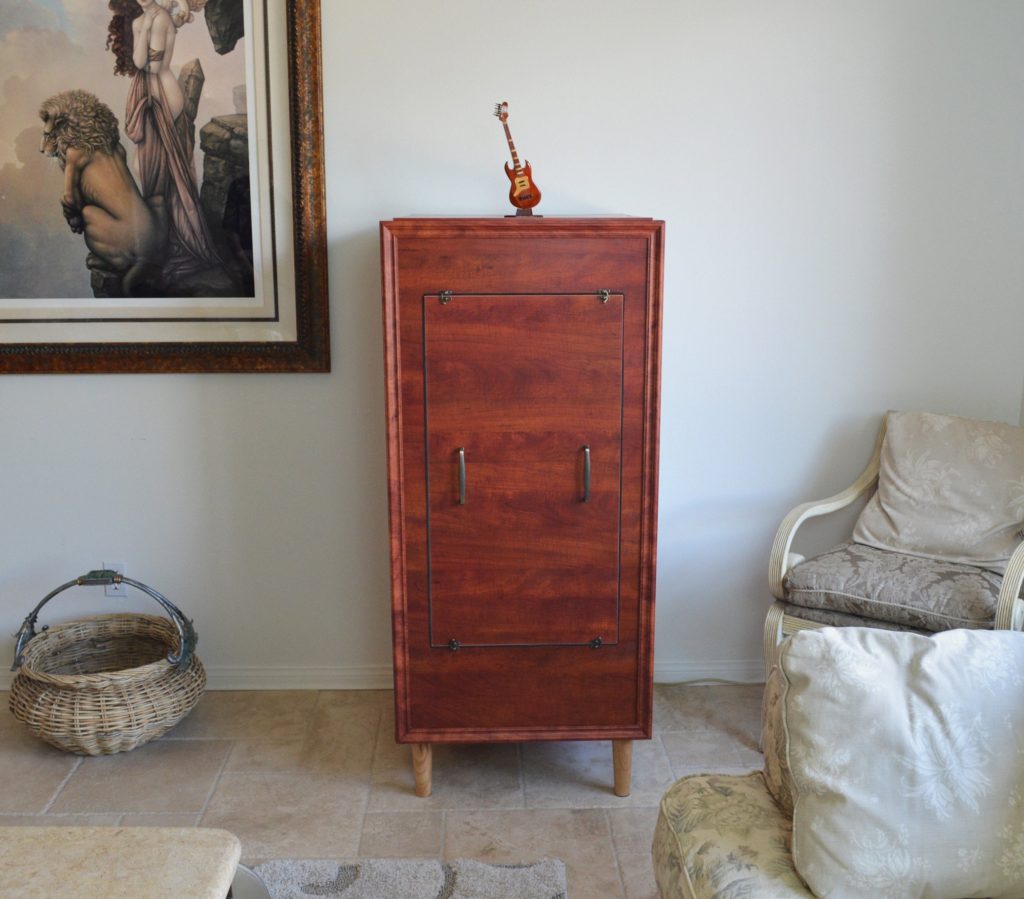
[40,89,166,295]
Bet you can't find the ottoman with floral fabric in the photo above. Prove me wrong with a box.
[653,627,1024,898]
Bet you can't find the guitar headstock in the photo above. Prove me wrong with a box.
[493,101,509,123]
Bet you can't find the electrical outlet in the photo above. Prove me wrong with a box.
[103,561,128,597]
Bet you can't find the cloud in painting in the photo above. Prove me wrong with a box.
[0,3,104,298]
[0,125,90,297]
[0,0,61,35]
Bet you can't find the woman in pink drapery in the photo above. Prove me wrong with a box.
[108,0,219,279]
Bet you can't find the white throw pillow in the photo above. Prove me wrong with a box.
[852,410,1024,574]
[779,628,1024,899]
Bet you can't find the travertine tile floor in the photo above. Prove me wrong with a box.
[0,683,763,898]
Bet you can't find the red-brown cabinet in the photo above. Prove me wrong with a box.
[381,217,664,796]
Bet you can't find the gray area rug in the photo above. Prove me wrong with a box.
[251,858,568,899]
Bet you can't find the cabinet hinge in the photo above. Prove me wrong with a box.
[439,290,454,305]
[597,289,611,304]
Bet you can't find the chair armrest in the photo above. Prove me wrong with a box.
[768,424,885,600]
[994,540,1024,629]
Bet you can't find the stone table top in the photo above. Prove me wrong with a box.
[0,826,241,898]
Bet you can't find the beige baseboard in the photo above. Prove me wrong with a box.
[0,659,764,692]
[205,665,394,690]
[653,659,765,686]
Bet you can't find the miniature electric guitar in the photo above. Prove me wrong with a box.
[493,101,541,213]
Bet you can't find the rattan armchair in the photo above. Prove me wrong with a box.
[764,415,1024,679]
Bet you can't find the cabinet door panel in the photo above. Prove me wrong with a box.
[424,294,623,646]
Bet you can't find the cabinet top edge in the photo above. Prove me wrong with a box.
[380,217,665,239]
[382,216,661,224]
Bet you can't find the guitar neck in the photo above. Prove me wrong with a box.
[501,121,522,171]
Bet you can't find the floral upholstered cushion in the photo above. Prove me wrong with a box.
[761,667,794,817]
[653,772,812,898]
[779,628,1024,898]
[773,599,931,633]
[783,541,1001,631]
[852,410,1024,574]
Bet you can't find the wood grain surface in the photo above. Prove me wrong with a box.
[381,217,664,744]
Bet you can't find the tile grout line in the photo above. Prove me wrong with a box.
[605,807,630,899]
[517,742,527,809]
[40,756,83,814]
[196,739,237,823]
[357,694,385,856]
[655,733,679,782]
[303,690,326,747]
[190,690,327,818]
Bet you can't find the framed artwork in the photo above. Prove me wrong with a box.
[0,0,329,373]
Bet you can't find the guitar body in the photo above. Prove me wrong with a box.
[495,102,541,213]
[504,160,541,209]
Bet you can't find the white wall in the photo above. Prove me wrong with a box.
[2,0,1022,687]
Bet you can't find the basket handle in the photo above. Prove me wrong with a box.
[11,570,197,671]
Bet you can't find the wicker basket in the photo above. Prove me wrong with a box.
[8,571,206,755]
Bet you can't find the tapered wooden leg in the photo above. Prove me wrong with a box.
[411,743,432,797]
[612,739,633,797]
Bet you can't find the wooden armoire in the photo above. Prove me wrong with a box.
[381,217,664,797]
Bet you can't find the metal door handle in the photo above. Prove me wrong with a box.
[457,447,466,505]
[582,445,591,503]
